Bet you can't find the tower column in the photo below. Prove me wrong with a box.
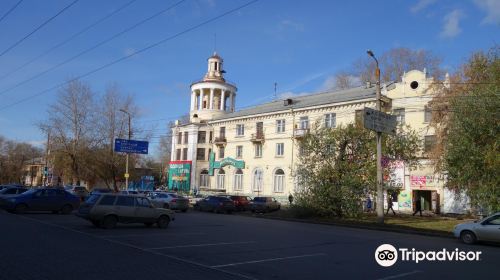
[220,90,226,110]
[209,88,214,109]
[190,91,195,111]
[231,92,235,112]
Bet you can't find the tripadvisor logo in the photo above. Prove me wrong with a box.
[375,244,482,267]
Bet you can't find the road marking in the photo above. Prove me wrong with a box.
[211,253,327,268]
[149,241,256,250]
[14,215,257,280]
[101,232,206,238]
[377,270,423,280]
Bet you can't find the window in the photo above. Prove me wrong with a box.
[135,197,151,208]
[116,196,135,207]
[276,119,285,133]
[294,175,304,192]
[209,131,213,142]
[276,143,284,156]
[200,170,209,187]
[252,169,263,192]
[198,131,206,143]
[393,108,405,125]
[424,135,436,152]
[256,122,263,136]
[177,133,182,144]
[234,169,243,191]
[219,147,225,159]
[182,148,188,160]
[273,169,285,193]
[299,116,309,129]
[255,144,262,158]
[236,145,243,158]
[184,132,189,144]
[98,195,116,206]
[176,149,181,160]
[236,124,245,136]
[219,127,226,138]
[197,148,205,160]
[424,106,432,122]
[324,113,336,128]
[216,169,225,189]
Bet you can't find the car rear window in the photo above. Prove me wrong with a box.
[116,196,135,207]
[254,197,266,202]
[86,194,101,205]
[98,195,116,206]
[74,187,86,191]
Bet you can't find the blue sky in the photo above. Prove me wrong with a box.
[0,0,498,153]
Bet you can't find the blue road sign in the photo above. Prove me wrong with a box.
[114,139,149,154]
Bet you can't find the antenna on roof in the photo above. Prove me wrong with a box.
[214,33,217,53]
[274,82,277,99]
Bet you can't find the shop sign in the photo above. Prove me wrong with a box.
[168,161,191,192]
[208,152,245,176]
[386,160,405,189]
[410,175,436,188]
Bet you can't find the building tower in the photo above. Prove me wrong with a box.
[189,52,237,122]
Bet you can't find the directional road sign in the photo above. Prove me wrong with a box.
[114,139,149,154]
[363,107,397,135]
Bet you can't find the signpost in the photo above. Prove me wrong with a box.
[363,107,397,135]
[114,139,149,154]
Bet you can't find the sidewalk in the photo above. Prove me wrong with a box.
[237,208,476,238]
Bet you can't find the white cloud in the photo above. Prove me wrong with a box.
[123,48,136,56]
[277,91,309,99]
[410,0,437,13]
[319,74,361,91]
[474,0,500,24]
[440,9,464,38]
[279,20,305,32]
[27,140,45,147]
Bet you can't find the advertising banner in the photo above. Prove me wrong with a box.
[168,161,192,192]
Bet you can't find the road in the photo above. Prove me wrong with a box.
[0,209,498,280]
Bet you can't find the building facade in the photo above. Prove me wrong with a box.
[169,53,461,213]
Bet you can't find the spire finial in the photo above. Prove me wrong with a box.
[214,33,217,54]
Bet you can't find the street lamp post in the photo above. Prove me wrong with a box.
[119,109,131,191]
[367,50,384,224]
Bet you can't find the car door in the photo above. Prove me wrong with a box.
[475,215,500,242]
[114,196,136,223]
[134,197,156,223]
[30,189,51,210]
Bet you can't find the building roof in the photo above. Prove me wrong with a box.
[211,84,393,121]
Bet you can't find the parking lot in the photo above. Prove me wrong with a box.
[1,209,499,280]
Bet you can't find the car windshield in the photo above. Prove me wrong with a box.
[20,189,36,195]
[85,194,101,204]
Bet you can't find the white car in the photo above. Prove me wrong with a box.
[148,192,189,212]
[453,212,500,244]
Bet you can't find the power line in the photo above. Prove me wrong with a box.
[0,0,138,82]
[0,0,79,58]
[0,0,260,111]
[0,0,23,24]
[0,0,186,97]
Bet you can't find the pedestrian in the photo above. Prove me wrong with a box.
[386,194,396,215]
[413,197,422,216]
[288,193,294,205]
[366,197,372,212]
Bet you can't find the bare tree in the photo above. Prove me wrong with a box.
[0,136,42,184]
[333,71,360,90]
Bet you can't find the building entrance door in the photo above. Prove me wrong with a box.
[412,190,432,211]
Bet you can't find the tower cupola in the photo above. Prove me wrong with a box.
[204,52,225,81]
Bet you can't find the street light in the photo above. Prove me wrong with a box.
[119,108,131,191]
[367,49,384,224]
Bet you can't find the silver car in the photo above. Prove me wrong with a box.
[148,192,189,212]
[453,212,500,244]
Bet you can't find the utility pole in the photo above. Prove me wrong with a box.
[44,130,50,186]
[367,50,384,224]
[120,109,131,191]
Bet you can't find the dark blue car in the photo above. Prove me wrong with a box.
[1,188,80,214]
[194,196,235,214]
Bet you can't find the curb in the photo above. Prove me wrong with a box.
[237,213,454,239]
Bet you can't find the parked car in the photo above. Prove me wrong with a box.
[251,197,281,213]
[220,195,251,211]
[76,193,175,229]
[120,190,140,195]
[148,192,189,212]
[453,212,500,244]
[188,194,205,206]
[194,196,235,214]
[89,188,113,195]
[1,188,80,214]
[0,186,28,197]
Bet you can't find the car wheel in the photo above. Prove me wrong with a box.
[163,203,170,209]
[14,203,27,214]
[460,230,477,244]
[157,215,170,229]
[181,209,188,213]
[194,204,200,211]
[60,204,73,215]
[91,220,100,227]
[144,222,153,227]
[226,210,232,214]
[102,215,117,229]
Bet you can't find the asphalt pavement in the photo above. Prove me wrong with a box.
[0,209,498,280]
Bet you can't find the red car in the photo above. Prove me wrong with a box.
[221,195,251,211]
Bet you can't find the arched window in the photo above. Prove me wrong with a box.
[216,169,225,189]
[252,168,263,192]
[199,170,209,188]
[273,169,285,193]
[234,169,243,191]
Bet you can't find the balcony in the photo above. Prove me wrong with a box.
[214,136,227,146]
[250,132,265,143]
[293,128,309,138]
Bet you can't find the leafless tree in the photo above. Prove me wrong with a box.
[0,136,42,184]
